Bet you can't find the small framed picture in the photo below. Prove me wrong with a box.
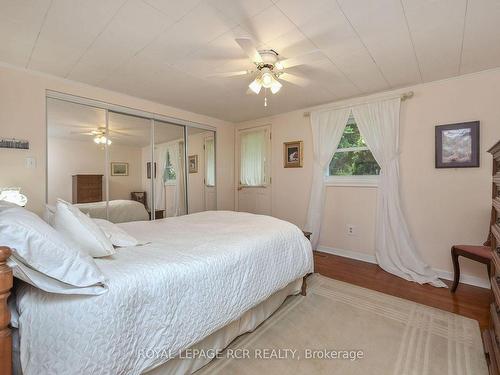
[111,162,129,176]
[435,121,480,168]
[189,155,198,173]
[283,141,303,168]
[147,162,156,179]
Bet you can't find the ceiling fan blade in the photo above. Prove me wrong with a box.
[235,38,263,63]
[278,50,325,69]
[279,73,311,87]
[108,129,133,136]
[208,70,252,78]
[69,131,96,135]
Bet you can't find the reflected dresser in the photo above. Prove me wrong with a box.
[72,174,103,204]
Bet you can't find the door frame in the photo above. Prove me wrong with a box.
[235,124,272,213]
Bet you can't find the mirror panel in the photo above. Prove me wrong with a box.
[187,128,217,213]
[47,98,106,211]
[107,111,151,222]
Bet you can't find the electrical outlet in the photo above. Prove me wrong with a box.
[346,224,356,236]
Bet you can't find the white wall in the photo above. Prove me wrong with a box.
[236,68,500,286]
[0,64,234,214]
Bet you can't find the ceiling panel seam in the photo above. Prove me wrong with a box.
[399,0,423,83]
[334,0,392,89]
[64,0,130,78]
[273,2,364,95]
[95,0,205,87]
[457,0,469,75]
[26,0,53,69]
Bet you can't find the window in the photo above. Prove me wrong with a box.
[239,128,269,186]
[327,116,379,186]
[164,150,176,182]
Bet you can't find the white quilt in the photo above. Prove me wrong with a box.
[75,199,149,223]
[16,211,313,375]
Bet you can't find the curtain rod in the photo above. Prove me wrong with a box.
[303,91,414,118]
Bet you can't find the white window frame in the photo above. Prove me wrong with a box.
[325,128,379,188]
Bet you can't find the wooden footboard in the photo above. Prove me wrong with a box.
[0,246,12,375]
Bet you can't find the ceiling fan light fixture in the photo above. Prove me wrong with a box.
[248,78,262,94]
[261,70,274,88]
[94,135,112,145]
[274,61,284,70]
[270,79,282,94]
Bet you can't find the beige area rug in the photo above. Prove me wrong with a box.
[198,274,487,375]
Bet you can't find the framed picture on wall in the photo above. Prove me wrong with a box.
[111,162,129,176]
[189,155,198,173]
[435,121,480,168]
[283,141,303,168]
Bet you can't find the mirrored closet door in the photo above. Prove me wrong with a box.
[47,95,216,223]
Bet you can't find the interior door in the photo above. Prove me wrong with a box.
[236,125,272,215]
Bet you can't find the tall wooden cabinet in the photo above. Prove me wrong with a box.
[72,174,103,204]
[484,140,500,374]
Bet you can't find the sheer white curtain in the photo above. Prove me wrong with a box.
[154,144,168,211]
[165,141,185,217]
[205,137,215,186]
[240,129,267,186]
[352,99,445,287]
[305,108,352,248]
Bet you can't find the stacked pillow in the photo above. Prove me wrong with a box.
[53,199,116,258]
[0,200,108,295]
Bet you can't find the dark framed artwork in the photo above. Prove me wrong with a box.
[147,162,157,179]
[435,121,480,168]
[283,141,303,168]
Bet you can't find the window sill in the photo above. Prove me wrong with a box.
[325,175,379,187]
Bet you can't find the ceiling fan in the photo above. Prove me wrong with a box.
[70,126,133,145]
[211,37,324,107]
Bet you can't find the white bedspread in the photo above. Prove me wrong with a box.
[16,211,313,375]
[75,199,149,223]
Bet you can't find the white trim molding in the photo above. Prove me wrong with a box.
[325,175,379,187]
[316,245,490,289]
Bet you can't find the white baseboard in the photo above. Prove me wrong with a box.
[316,245,490,289]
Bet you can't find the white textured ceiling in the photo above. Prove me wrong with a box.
[2,0,499,122]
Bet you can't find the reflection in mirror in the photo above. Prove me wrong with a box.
[47,98,106,214]
[152,121,186,218]
[107,112,150,222]
[187,128,216,214]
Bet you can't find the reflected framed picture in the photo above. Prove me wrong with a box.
[283,141,303,168]
[111,162,129,176]
[189,155,198,173]
[435,121,479,168]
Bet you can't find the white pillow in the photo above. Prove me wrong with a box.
[93,218,139,247]
[0,206,107,294]
[0,199,20,212]
[42,204,56,226]
[54,199,115,258]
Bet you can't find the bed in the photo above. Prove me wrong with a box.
[0,210,313,375]
[75,199,150,223]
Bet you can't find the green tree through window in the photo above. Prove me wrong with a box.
[328,116,380,176]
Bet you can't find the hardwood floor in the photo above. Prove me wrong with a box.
[314,251,492,330]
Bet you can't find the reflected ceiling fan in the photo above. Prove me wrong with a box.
[70,126,133,145]
[212,37,324,107]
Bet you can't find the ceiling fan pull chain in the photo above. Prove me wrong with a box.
[264,88,268,107]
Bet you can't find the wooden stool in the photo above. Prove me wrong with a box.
[451,245,492,293]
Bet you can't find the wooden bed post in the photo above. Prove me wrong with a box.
[0,246,12,375]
